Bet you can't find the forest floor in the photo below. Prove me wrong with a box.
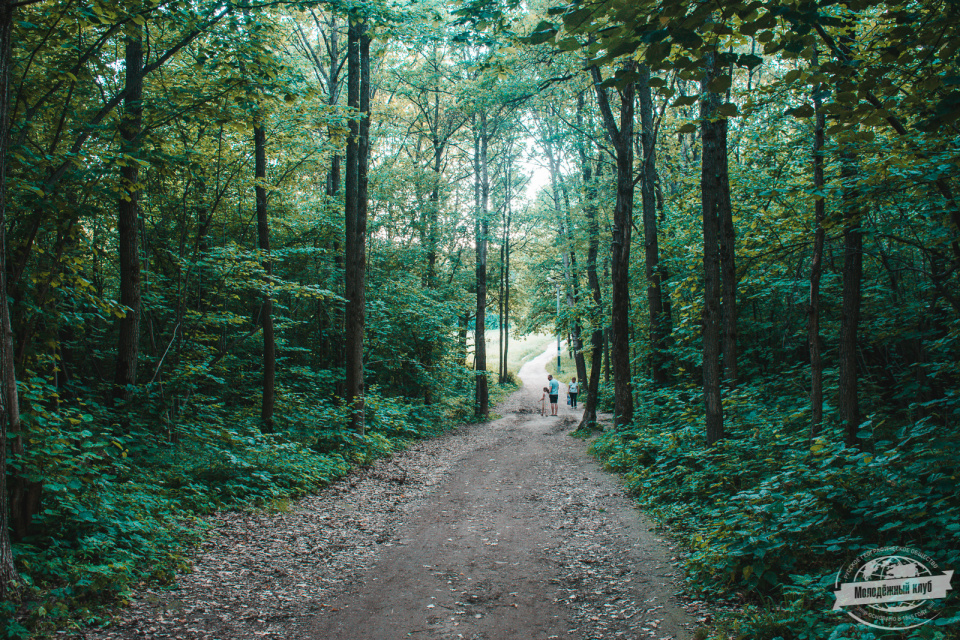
[80,348,708,640]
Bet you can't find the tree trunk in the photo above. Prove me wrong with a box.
[701,54,725,445]
[254,123,275,430]
[718,125,738,388]
[839,147,862,449]
[809,47,826,442]
[500,165,513,384]
[113,25,144,403]
[0,0,22,597]
[591,65,635,429]
[427,136,444,288]
[473,113,489,418]
[577,95,603,430]
[637,66,667,386]
[503,211,511,383]
[344,19,370,435]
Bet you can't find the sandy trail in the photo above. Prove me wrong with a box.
[83,346,692,640]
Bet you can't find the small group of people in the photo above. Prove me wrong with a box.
[540,374,579,416]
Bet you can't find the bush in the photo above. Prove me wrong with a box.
[589,380,960,639]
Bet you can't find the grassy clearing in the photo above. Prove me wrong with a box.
[466,332,558,380]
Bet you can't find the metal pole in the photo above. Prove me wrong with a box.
[556,284,561,372]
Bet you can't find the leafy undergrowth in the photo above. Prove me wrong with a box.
[2,383,462,639]
[589,376,960,640]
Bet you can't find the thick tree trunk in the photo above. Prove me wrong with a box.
[701,55,725,445]
[839,148,862,449]
[591,65,635,429]
[344,20,370,434]
[473,113,489,418]
[113,27,144,403]
[254,123,275,430]
[0,0,22,596]
[809,50,826,441]
[637,66,667,386]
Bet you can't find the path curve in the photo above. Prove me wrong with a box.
[83,346,692,640]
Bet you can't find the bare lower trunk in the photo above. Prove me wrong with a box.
[637,66,667,386]
[114,27,144,403]
[0,0,22,594]
[473,113,489,418]
[701,54,724,445]
[809,50,826,441]
[344,20,370,434]
[254,123,275,430]
[591,64,635,429]
[839,148,862,449]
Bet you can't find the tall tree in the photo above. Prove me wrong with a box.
[700,53,726,445]
[636,65,668,386]
[472,111,490,418]
[254,121,275,430]
[839,146,863,449]
[591,63,635,429]
[575,91,604,430]
[808,46,827,441]
[113,15,144,403]
[344,14,371,434]
[0,0,21,598]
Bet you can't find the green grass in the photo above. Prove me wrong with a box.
[467,332,561,379]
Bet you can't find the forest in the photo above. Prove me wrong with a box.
[0,0,958,637]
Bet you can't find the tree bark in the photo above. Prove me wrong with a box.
[591,64,635,429]
[808,47,826,442]
[637,66,668,386]
[701,54,725,445]
[344,19,370,435]
[473,113,489,418]
[254,123,275,430]
[499,162,512,384]
[577,94,603,430]
[0,0,22,597]
[839,147,862,449]
[113,24,144,403]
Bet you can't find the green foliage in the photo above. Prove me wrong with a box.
[590,381,960,639]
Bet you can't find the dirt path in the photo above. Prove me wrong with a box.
[84,347,694,640]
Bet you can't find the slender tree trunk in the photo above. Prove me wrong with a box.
[809,47,826,441]
[254,123,274,430]
[718,123,738,388]
[427,137,443,287]
[578,107,603,430]
[498,240,504,383]
[323,13,343,378]
[839,147,862,449]
[591,65,635,429]
[701,54,725,445]
[561,196,588,388]
[0,0,22,597]
[473,113,489,418]
[344,19,370,434]
[498,164,511,385]
[113,24,143,403]
[637,66,667,386]
[503,209,511,383]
